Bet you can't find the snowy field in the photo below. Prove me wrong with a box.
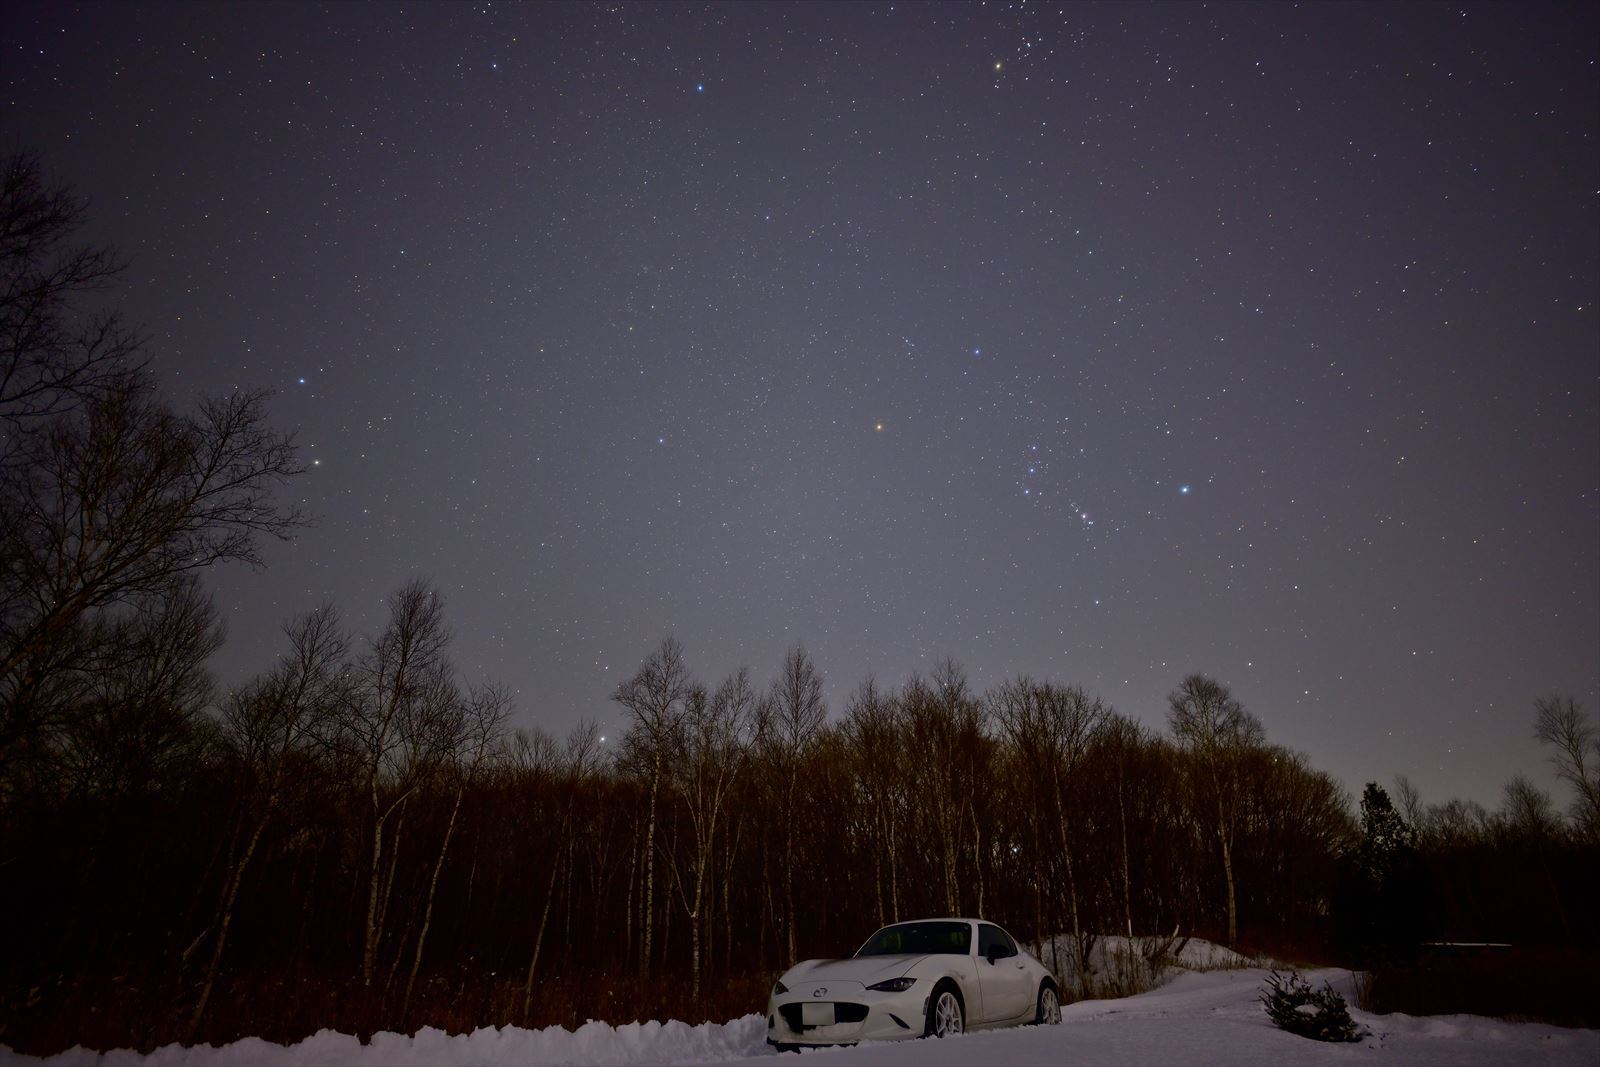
[15,962,1597,1066]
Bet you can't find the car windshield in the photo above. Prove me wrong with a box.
[855,921,972,957]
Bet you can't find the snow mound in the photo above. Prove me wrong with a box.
[1030,932,1256,999]
[14,968,1600,1066]
[28,1014,770,1067]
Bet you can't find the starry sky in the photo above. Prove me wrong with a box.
[3,1,1596,808]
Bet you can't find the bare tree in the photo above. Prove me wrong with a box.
[0,150,303,802]
[403,681,511,1016]
[0,151,143,436]
[988,676,1104,982]
[612,636,694,978]
[551,725,610,995]
[668,668,753,1003]
[1167,673,1263,947]
[341,579,454,987]
[1533,695,1599,840]
[761,644,825,964]
[184,603,349,1039]
[54,576,224,800]
[0,382,304,792]
[840,678,905,925]
[1098,712,1146,939]
[1392,774,1425,831]
[1502,774,1563,840]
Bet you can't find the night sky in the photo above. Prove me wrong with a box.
[4,2,1596,808]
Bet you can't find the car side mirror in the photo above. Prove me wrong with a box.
[986,945,1001,964]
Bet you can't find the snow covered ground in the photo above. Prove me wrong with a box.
[17,960,1598,1065]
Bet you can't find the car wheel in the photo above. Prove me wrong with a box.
[925,982,964,1038]
[1035,981,1062,1025]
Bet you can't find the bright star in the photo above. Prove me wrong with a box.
[1180,484,1191,494]
[696,83,705,93]
[874,422,884,432]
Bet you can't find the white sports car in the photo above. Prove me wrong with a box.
[766,917,1061,1050]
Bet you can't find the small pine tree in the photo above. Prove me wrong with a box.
[1358,782,1415,880]
[1260,969,1365,1042]
[1333,783,1425,964]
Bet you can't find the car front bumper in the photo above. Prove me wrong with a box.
[766,980,926,1047]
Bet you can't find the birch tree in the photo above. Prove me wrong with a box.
[1534,695,1599,840]
[988,676,1104,980]
[669,669,752,1003]
[840,678,904,925]
[184,604,348,1039]
[403,681,510,1015]
[345,579,453,987]
[612,636,693,978]
[761,644,825,964]
[1167,673,1263,948]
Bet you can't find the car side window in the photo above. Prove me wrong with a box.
[978,923,1016,959]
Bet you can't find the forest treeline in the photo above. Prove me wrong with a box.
[3,601,1596,1053]
[2,150,1597,1053]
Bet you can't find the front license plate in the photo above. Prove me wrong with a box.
[801,1002,835,1027]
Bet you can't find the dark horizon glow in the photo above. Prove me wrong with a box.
[3,1,1595,810]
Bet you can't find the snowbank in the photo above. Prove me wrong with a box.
[718,968,1599,1066]
[1032,932,1255,999]
[13,952,1598,1065]
[25,1015,769,1066]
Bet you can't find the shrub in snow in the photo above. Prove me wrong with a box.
[1259,969,1365,1042]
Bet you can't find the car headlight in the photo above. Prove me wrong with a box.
[867,977,916,992]
[773,979,789,996]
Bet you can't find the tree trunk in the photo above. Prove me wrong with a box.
[1118,776,1134,938]
[723,817,740,978]
[689,870,704,1004]
[184,804,272,1042]
[1054,779,1086,987]
[362,792,386,987]
[969,799,984,918]
[887,809,900,923]
[642,754,660,978]
[624,819,637,967]
[783,782,797,964]
[404,783,463,1017]
[1215,787,1237,948]
[521,833,564,1022]
[872,805,885,926]
[1220,832,1237,948]
[375,806,407,984]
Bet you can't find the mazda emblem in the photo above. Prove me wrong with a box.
[812,987,827,997]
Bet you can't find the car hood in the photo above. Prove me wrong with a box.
[786,954,926,984]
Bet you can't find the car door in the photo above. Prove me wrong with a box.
[975,923,1034,1021]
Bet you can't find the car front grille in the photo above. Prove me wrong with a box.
[778,1002,868,1031]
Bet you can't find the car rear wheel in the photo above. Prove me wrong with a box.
[1035,981,1062,1025]
[925,983,964,1038]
